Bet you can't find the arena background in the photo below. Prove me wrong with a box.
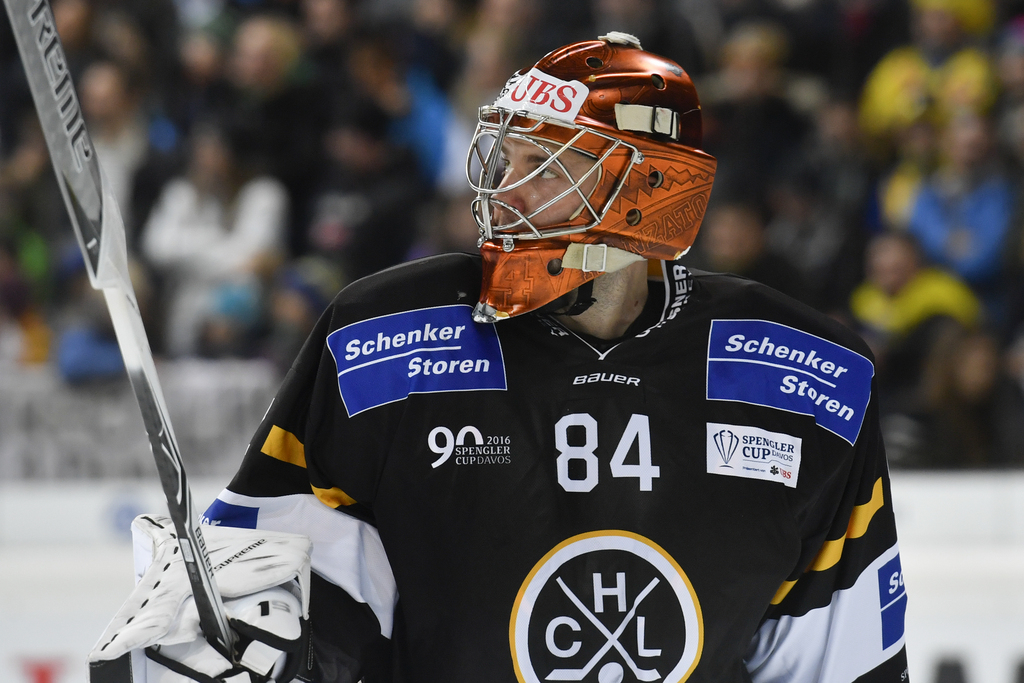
[2,0,1024,680]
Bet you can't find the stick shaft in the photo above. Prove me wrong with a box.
[3,0,235,658]
[104,290,236,657]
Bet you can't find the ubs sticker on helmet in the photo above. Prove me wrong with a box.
[494,67,589,123]
[706,320,874,445]
[327,305,506,416]
[511,531,703,683]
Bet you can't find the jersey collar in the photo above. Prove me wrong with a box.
[534,260,694,359]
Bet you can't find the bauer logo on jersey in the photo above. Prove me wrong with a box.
[706,320,873,445]
[511,531,703,683]
[706,423,801,488]
[327,305,506,416]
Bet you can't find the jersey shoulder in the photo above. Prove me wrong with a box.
[329,253,483,326]
[688,269,873,363]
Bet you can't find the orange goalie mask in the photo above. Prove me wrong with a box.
[467,32,717,323]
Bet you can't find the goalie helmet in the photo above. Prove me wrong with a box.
[467,32,717,323]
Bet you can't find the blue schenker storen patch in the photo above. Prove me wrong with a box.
[327,304,506,416]
[877,554,907,649]
[202,499,258,529]
[706,320,874,445]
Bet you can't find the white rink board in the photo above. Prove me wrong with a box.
[891,472,1024,682]
[0,479,224,683]
[2,474,1024,683]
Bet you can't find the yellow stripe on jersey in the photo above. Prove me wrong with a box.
[771,580,797,605]
[770,477,885,605]
[312,485,358,507]
[807,477,884,572]
[261,427,359,506]
[262,425,307,468]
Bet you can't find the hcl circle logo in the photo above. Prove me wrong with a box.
[511,531,703,683]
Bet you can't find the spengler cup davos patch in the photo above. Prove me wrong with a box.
[706,320,873,445]
[327,304,506,416]
[706,423,801,488]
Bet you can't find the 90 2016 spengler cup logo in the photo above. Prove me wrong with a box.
[511,531,703,683]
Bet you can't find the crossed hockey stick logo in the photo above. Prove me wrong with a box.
[546,576,662,681]
[511,531,703,683]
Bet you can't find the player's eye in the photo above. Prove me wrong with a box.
[492,153,511,186]
[539,165,560,180]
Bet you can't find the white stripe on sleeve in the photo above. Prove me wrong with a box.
[213,489,398,638]
[745,542,906,682]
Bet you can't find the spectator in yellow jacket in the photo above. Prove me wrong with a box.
[859,0,997,157]
[851,231,981,338]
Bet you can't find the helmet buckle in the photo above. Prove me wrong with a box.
[502,238,515,252]
[581,243,608,272]
[614,103,680,140]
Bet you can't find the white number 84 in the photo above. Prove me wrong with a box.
[555,413,659,493]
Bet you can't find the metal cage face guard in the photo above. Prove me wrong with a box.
[468,36,718,323]
[467,108,640,242]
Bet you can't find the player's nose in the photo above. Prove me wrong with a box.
[491,180,529,227]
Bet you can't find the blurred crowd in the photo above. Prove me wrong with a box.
[1,0,1024,468]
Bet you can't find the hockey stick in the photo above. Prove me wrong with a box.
[2,0,236,661]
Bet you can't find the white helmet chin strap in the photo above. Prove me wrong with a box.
[561,243,645,273]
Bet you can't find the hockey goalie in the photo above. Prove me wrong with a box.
[87,33,909,683]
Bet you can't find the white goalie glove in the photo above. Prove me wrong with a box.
[88,515,313,683]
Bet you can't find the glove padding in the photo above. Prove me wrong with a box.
[88,515,312,682]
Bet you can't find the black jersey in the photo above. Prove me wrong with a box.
[204,253,909,683]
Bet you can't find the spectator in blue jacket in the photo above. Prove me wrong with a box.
[908,111,1015,324]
